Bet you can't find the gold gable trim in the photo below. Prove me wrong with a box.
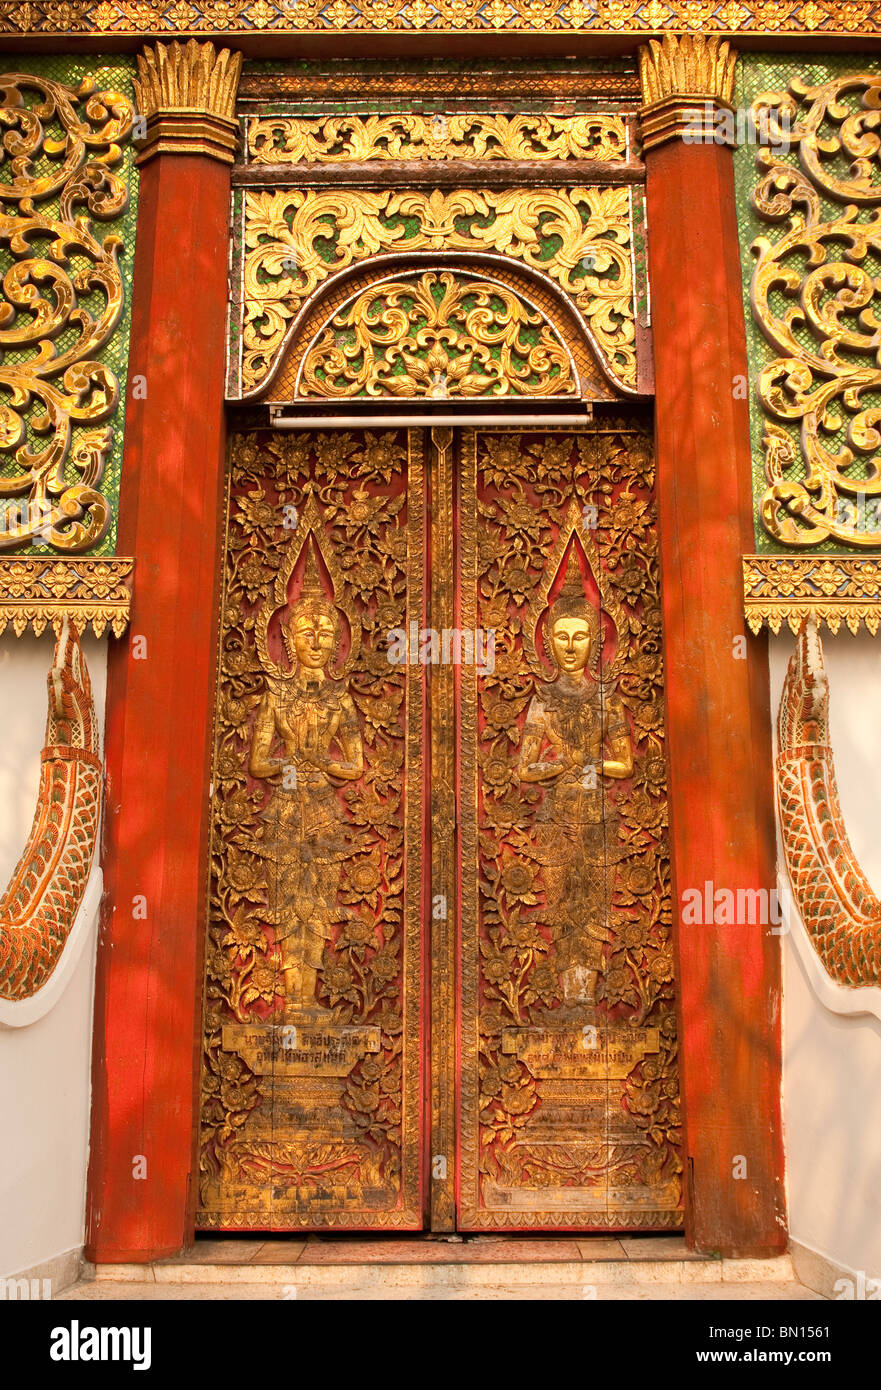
[0,2,877,38]
[0,557,133,637]
[743,555,881,636]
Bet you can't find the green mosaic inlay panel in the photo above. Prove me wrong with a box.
[734,53,881,555]
[0,53,138,557]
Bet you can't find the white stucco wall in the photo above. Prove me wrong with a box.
[770,630,881,1286]
[0,631,106,1281]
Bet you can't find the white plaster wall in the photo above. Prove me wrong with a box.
[770,630,881,1285]
[0,631,106,1280]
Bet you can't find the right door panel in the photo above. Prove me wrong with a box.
[456,424,683,1230]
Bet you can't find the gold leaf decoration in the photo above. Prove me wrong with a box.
[247,112,629,165]
[638,32,736,105]
[0,1,876,38]
[0,555,133,636]
[239,186,636,397]
[749,72,881,550]
[743,554,881,636]
[298,271,577,400]
[0,70,133,552]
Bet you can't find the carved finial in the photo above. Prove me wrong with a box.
[637,34,738,153]
[638,33,736,106]
[298,535,329,605]
[133,40,242,165]
[558,546,585,601]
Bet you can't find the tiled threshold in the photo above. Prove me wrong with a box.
[82,1236,804,1290]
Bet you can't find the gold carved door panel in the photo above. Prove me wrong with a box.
[197,422,681,1232]
[198,428,426,1230]
[455,426,682,1230]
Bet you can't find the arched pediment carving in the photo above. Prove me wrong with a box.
[257,255,625,407]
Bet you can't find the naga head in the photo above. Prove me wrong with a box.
[778,618,829,754]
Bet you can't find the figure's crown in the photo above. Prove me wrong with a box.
[299,535,328,604]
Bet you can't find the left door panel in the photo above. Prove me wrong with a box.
[198,429,426,1230]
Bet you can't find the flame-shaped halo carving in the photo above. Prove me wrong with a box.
[253,494,361,684]
[523,497,626,686]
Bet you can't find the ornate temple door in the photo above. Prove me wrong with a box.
[450,425,681,1231]
[197,420,681,1233]
[199,428,427,1230]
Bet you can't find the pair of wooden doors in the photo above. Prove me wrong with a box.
[197,419,682,1232]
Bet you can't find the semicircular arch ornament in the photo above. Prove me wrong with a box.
[259,255,625,408]
[293,269,579,402]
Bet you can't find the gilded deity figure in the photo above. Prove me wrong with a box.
[518,552,633,1008]
[249,545,363,1014]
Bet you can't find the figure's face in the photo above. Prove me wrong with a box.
[550,616,594,674]
[292,611,335,670]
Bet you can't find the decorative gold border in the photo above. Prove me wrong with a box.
[743,554,881,636]
[0,557,133,637]
[0,2,876,37]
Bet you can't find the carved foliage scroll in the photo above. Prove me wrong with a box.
[298,271,577,400]
[747,70,881,551]
[247,113,629,165]
[0,65,135,554]
[237,186,636,398]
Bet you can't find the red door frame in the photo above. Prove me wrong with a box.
[85,48,785,1262]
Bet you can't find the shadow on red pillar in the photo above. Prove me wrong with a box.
[86,150,231,1262]
[645,138,786,1255]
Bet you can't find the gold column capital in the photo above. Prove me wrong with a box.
[134,39,243,166]
[637,33,738,153]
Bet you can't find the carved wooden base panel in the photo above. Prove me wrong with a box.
[198,421,681,1231]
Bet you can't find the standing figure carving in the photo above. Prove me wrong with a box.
[518,549,632,1008]
[249,540,363,1014]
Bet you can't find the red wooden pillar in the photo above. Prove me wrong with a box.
[639,37,786,1255]
[86,41,242,1263]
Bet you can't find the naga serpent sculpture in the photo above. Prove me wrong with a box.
[777,620,881,988]
[0,619,102,1001]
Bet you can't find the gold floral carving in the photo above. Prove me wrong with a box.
[0,70,133,552]
[240,187,635,397]
[198,428,423,1229]
[0,555,132,636]
[247,113,629,166]
[777,620,881,988]
[0,618,101,1000]
[458,424,681,1229]
[298,271,577,400]
[749,72,881,550]
[0,2,875,37]
[134,41,242,164]
[743,554,881,636]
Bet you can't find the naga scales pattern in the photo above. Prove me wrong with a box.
[777,620,881,987]
[0,619,101,1000]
